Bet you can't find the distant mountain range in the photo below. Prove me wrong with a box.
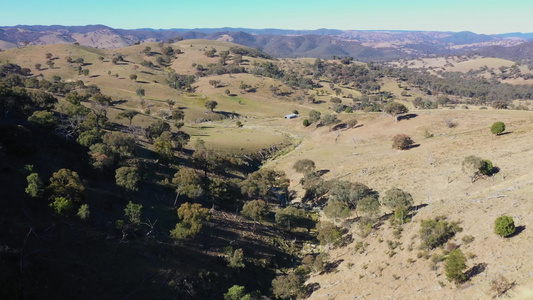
[1,25,532,61]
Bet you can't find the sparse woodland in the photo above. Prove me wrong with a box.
[1,39,532,299]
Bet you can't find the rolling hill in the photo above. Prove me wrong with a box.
[1,38,533,299]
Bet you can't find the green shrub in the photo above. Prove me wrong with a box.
[491,121,506,135]
[224,247,245,268]
[323,201,351,222]
[25,173,43,198]
[302,119,310,127]
[494,216,515,237]
[77,204,90,220]
[445,249,467,282]
[462,155,494,181]
[49,197,73,215]
[317,221,344,246]
[272,273,303,299]
[419,217,462,249]
[461,235,475,244]
[28,111,58,128]
[393,205,410,224]
[479,159,493,176]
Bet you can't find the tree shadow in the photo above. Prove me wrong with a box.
[321,259,344,274]
[340,233,354,247]
[216,111,241,119]
[303,283,321,298]
[353,124,364,129]
[508,225,526,237]
[89,75,99,78]
[465,262,487,279]
[111,99,128,105]
[136,81,150,84]
[497,132,513,136]
[397,113,418,121]
[407,203,428,219]
[407,144,421,150]
[410,203,428,211]
[332,123,347,131]
[316,169,330,176]
[141,71,155,75]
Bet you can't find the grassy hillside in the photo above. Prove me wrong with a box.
[269,109,533,299]
[2,40,533,299]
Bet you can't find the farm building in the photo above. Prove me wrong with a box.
[284,113,298,119]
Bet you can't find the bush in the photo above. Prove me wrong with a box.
[381,188,413,211]
[170,203,210,240]
[241,200,268,223]
[77,204,90,220]
[224,285,256,300]
[49,197,73,215]
[462,155,494,181]
[494,216,515,237]
[445,249,467,283]
[479,159,493,176]
[346,118,358,128]
[332,103,345,113]
[308,110,321,123]
[224,247,245,268]
[275,206,313,230]
[321,113,339,126]
[28,111,58,128]
[444,118,457,128]
[392,134,413,150]
[302,253,329,273]
[317,221,344,246]
[272,273,303,299]
[419,217,462,249]
[302,119,310,127]
[357,196,381,218]
[323,201,351,222]
[490,274,514,297]
[25,173,43,198]
[293,159,316,174]
[491,121,506,135]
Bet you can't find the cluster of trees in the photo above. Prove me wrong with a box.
[24,163,89,219]
[293,158,414,227]
[311,59,383,94]
[166,71,196,92]
[388,67,533,103]
[229,46,273,60]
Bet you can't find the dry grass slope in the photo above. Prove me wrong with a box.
[269,109,533,299]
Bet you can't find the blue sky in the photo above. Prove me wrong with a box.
[3,0,532,34]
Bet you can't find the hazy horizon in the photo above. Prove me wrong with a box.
[3,0,532,35]
[3,24,532,35]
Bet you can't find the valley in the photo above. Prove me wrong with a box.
[1,36,533,300]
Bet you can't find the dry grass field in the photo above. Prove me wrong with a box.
[267,108,533,299]
[0,42,316,153]
[2,41,533,299]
